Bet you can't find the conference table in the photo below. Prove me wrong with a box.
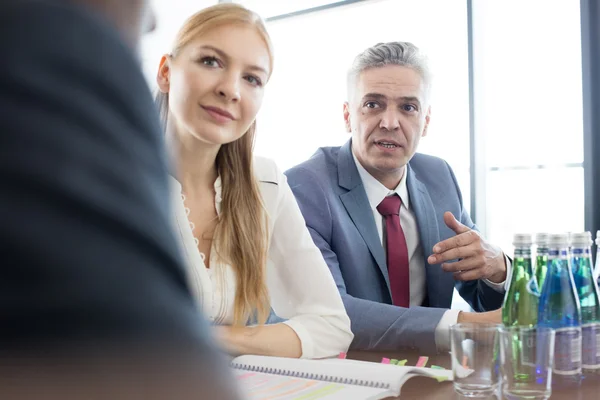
[349,350,600,399]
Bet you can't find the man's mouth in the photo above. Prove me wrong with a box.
[375,140,401,149]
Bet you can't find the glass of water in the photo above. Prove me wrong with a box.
[498,326,555,400]
[450,323,500,397]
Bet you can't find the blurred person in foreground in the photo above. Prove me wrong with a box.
[0,0,239,398]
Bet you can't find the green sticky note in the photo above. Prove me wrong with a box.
[397,359,408,366]
[390,359,399,365]
[431,365,447,382]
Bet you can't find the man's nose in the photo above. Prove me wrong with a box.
[379,109,400,131]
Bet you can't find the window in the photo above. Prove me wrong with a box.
[230,0,351,19]
[243,0,471,212]
[140,0,586,311]
[243,0,472,312]
[471,0,584,252]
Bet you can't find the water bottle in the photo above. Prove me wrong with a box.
[503,233,538,327]
[538,233,582,387]
[595,231,600,286]
[535,233,549,290]
[570,232,600,377]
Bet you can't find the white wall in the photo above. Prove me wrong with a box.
[142,0,217,86]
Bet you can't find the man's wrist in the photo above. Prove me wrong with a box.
[457,311,472,324]
[457,309,502,324]
[487,254,508,283]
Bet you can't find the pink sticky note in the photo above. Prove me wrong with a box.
[338,352,347,359]
[381,357,391,364]
[415,356,429,368]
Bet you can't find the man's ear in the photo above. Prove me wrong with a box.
[343,102,352,133]
[422,106,432,137]
[156,55,172,94]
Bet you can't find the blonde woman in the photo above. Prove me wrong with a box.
[155,3,353,359]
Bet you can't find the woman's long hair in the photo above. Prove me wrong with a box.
[155,3,274,326]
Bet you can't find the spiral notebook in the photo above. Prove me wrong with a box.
[231,355,452,400]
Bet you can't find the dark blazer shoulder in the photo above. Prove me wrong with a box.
[0,0,198,345]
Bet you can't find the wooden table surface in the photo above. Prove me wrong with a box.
[348,351,600,399]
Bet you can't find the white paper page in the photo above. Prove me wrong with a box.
[234,369,391,400]
[231,355,452,394]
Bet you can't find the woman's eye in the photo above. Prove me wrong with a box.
[201,56,220,67]
[245,75,263,87]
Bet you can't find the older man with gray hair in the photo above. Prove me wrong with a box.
[285,41,508,353]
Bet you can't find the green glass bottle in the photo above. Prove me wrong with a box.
[503,234,539,327]
[535,233,549,290]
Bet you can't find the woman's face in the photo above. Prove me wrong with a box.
[157,24,271,147]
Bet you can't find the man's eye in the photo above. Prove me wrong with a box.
[365,101,380,109]
[403,104,417,112]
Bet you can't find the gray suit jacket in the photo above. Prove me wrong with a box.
[285,140,504,353]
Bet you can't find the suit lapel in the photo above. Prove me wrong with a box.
[337,141,390,292]
[406,165,453,307]
[406,165,440,259]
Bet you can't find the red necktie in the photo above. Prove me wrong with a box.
[377,195,410,307]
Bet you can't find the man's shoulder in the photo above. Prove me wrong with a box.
[286,146,341,179]
[409,152,451,172]
[409,153,456,181]
[409,153,461,195]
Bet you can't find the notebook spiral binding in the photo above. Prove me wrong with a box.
[231,362,391,389]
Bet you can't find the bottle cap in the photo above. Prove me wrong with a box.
[548,233,569,248]
[534,233,549,246]
[570,231,593,247]
[513,233,532,247]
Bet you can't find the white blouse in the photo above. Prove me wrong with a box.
[169,156,353,359]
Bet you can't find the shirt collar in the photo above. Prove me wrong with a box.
[170,175,223,214]
[352,152,410,211]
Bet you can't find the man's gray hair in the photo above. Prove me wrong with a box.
[347,41,432,100]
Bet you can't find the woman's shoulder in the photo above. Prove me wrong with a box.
[253,156,282,186]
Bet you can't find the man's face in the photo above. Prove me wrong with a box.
[344,65,431,188]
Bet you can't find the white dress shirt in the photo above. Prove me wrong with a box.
[169,156,354,359]
[352,153,507,351]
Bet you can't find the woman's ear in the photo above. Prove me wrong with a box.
[156,55,172,94]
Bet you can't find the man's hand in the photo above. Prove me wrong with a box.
[427,212,507,283]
